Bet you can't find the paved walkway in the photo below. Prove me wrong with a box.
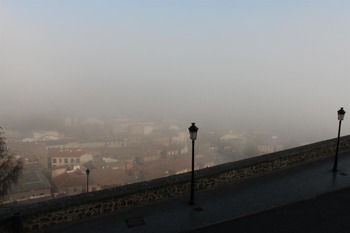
[34,150,350,233]
[186,185,350,233]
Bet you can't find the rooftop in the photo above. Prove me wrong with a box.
[49,149,89,158]
[52,169,85,189]
[90,168,133,187]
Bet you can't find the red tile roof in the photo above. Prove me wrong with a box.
[52,169,86,189]
[90,168,132,187]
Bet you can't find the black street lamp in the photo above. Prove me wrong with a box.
[332,107,346,172]
[86,168,90,192]
[188,123,198,205]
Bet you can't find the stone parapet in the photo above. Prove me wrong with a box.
[1,136,350,232]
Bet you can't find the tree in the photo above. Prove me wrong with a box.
[0,128,23,198]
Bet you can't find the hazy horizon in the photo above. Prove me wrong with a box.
[1,0,349,141]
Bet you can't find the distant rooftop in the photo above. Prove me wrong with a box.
[49,149,89,158]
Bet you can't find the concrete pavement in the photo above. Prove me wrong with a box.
[33,150,350,233]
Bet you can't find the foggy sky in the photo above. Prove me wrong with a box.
[1,0,350,140]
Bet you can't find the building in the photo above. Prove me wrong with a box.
[49,149,93,169]
[257,136,284,154]
[128,154,214,182]
[33,131,61,141]
[51,168,93,195]
[89,168,133,190]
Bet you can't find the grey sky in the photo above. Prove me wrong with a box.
[1,0,349,140]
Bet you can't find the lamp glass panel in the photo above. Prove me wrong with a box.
[338,108,345,121]
[190,131,197,140]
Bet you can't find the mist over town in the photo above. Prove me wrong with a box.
[1,0,349,204]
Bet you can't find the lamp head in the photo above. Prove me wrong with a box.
[188,123,198,140]
[338,107,346,121]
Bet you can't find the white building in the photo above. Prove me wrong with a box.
[50,149,93,168]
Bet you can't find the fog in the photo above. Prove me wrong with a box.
[1,1,350,142]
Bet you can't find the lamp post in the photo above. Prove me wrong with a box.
[332,107,346,172]
[86,168,90,192]
[188,123,198,205]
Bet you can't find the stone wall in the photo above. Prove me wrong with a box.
[1,136,350,232]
